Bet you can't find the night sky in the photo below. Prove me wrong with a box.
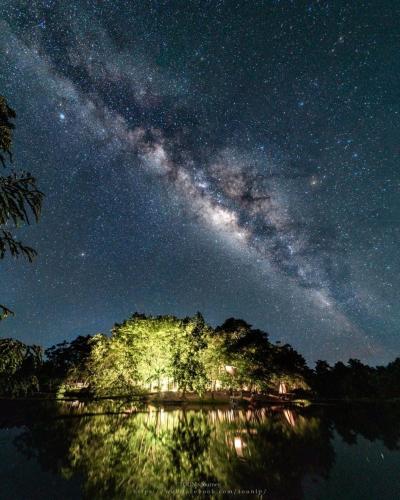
[0,1,399,364]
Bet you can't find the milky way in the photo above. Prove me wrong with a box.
[0,1,399,363]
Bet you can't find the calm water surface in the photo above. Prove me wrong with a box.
[0,400,399,499]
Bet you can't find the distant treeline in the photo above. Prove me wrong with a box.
[1,313,399,400]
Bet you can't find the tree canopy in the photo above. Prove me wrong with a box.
[84,313,311,397]
[1,312,399,401]
[0,338,42,396]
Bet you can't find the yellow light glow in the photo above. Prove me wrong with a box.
[234,436,244,457]
[225,365,236,376]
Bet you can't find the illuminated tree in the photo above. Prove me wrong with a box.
[87,314,210,396]
[85,314,311,397]
[88,313,208,396]
[87,333,140,396]
[212,318,275,391]
[269,342,311,393]
[170,313,209,396]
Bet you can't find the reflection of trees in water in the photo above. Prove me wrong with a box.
[208,407,334,499]
[6,401,400,498]
[323,403,400,451]
[9,402,399,498]
[9,401,400,497]
[8,402,335,499]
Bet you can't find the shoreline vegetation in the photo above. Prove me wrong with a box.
[1,312,400,402]
[5,391,396,408]
[2,394,400,405]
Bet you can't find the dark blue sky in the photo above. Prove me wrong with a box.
[0,0,399,364]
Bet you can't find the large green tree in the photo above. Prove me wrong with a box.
[87,313,210,397]
[170,312,209,395]
[85,313,310,397]
[0,96,43,319]
[88,314,185,396]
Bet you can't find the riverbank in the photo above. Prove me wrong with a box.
[0,390,307,408]
[2,390,400,407]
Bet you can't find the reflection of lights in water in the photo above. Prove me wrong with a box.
[283,409,296,427]
[124,406,137,414]
[67,401,299,434]
[52,399,329,500]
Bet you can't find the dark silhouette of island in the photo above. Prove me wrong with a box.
[1,312,399,402]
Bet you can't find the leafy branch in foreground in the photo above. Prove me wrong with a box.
[0,304,14,321]
[0,230,37,261]
[0,96,44,319]
[0,173,43,226]
[0,96,15,166]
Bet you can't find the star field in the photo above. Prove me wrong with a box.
[0,0,399,364]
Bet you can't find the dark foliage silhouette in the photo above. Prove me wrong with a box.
[0,96,43,319]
